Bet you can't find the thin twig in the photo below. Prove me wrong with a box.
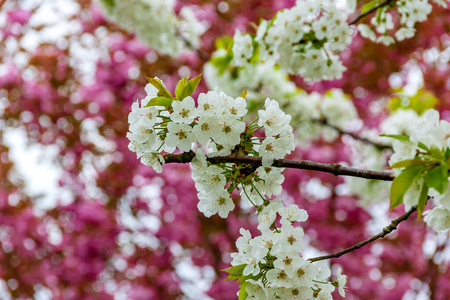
[176,30,210,61]
[308,205,417,262]
[163,152,395,181]
[312,119,392,150]
[349,0,396,25]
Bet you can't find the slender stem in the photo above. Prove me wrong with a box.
[349,0,396,25]
[156,142,165,152]
[312,118,392,150]
[308,205,418,262]
[241,183,257,208]
[251,183,267,203]
[247,118,259,128]
[163,152,395,181]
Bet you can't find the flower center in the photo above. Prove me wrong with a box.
[287,235,296,245]
[265,144,274,152]
[222,125,232,134]
[283,257,292,265]
[180,109,189,118]
[217,197,227,206]
[177,130,187,139]
[277,270,287,280]
[201,123,210,131]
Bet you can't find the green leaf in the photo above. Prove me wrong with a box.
[375,5,383,24]
[361,0,381,14]
[145,96,174,107]
[224,273,241,281]
[445,147,450,159]
[240,89,247,99]
[390,159,428,169]
[379,134,410,141]
[418,142,429,151]
[417,182,429,221]
[390,165,425,210]
[210,55,233,74]
[145,77,172,98]
[100,0,115,9]
[425,163,448,194]
[222,264,246,281]
[238,282,249,300]
[388,89,438,115]
[238,274,257,284]
[175,77,189,100]
[179,73,202,100]
[429,146,446,161]
[440,162,449,190]
[215,36,233,51]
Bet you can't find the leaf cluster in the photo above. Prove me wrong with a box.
[222,264,258,300]
[387,135,450,220]
[144,74,202,108]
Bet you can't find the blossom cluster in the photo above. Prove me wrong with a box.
[229,202,347,299]
[98,0,206,56]
[231,0,354,81]
[127,77,295,218]
[344,109,425,206]
[125,77,347,297]
[205,55,360,147]
[389,109,450,231]
[357,0,448,45]
[204,59,297,106]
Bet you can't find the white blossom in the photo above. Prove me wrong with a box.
[230,0,352,81]
[140,153,165,173]
[424,208,450,231]
[256,166,285,197]
[377,35,395,46]
[214,114,246,146]
[260,136,294,167]
[258,99,292,136]
[316,284,335,300]
[336,267,348,297]
[232,30,254,66]
[193,116,220,145]
[170,96,197,124]
[197,91,224,117]
[288,258,319,287]
[197,189,235,218]
[165,122,196,152]
[271,223,305,255]
[99,0,206,56]
[277,286,313,299]
[279,204,308,226]
[266,267,293,288]
[357,24,377,41]
[194,165,227,194]
[395,27,416,41]
[245,280,270,299]
[257,199,283,232]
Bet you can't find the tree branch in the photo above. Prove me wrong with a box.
[349,0,396,25]
[163,152,394,181]
[176,30,210,61]
[308,205,417,262]
[312,118,392,150]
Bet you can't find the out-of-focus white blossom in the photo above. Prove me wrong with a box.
[98,0,207,56]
